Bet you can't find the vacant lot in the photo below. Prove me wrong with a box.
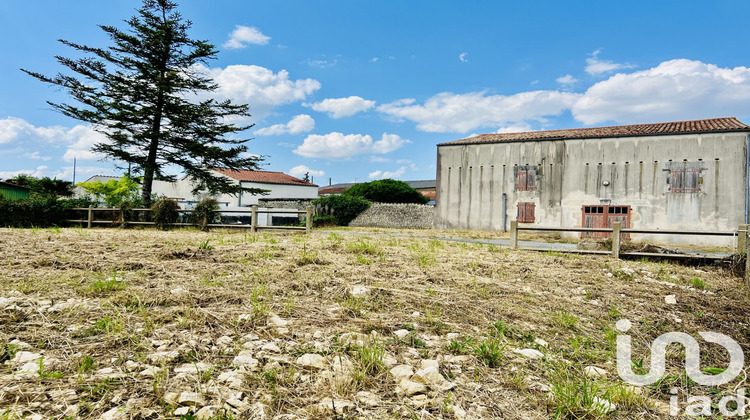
[0,227,748,419]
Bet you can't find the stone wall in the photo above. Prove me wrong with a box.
[258,199,313,210]
[349,203,435,229]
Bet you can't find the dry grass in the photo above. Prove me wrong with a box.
[0,227,748,419]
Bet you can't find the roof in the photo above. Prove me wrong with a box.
[406,180,436,190]
[318,183,355,194]
[440,117,750,146]
[0,181,31,191]
[213,168,318,187]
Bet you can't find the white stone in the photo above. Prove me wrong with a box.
[216,336,234,348]
[534,338,549,347]
[139,366,163,378]
[175,362,211,374]
[268,314,289,327]
[195,406,218,419]
[356,391,381,407]
[11,351,42,364]
[148,351,179,364]
[393,329,410,339]
[389,364,414,379]
[419,359,439,370]
[446,333,461,340]
[665,294,677,305]
[348,286,370,297]
[592,396,616,413]
[311,398,355,415]
[173,407,190,416]
[232,351,259,371]
[178,391,206,407]
[296,353,327,370]
[396,379,427,396]
[99,407,127,420]
[261,342,281,353]
[584,366,607,378]
[513,348,544,359]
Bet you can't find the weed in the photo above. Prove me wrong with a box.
[78,355,96,375]
[551,310,578,330]
[355,254,372,265]
[474,339,504,368]
[0,343,19,364]
[37,356,64,379]
[354,339,386,377]
[446,338,473,354]
[346,239,381,255]
[297,244,320,266]
[690,276,705,289]
[607,304,621,320]
[327,233,343,247]
[549,367,611,418]
[198,239,213,250]
[84,272,127,296]
[338,295,370,317]
[416,252,437,268]
[250,283,269,319]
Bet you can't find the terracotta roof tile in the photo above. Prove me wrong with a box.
[213,168,317,187]
[439,117,750,146]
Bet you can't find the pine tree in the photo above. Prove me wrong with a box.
[22,0,263,205]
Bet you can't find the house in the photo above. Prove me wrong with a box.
[318,180,437,203]
[157,168,319,208]
[76,169,318,208]
[0,181,30,200]
[435,117,750,245]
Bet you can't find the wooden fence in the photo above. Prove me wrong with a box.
[67,205,313,233]
[509,221,739,259]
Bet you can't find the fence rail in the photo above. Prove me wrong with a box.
[67,205,313,233]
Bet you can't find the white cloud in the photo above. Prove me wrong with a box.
[496,123,535,133]
[255,114,315,136]
[293,132,409,159]
[369,156,390,163]
[369,166,406,179]
[0,117,60,144]
[585,49,634,75]
[370,57,379,63]
[62,125,108,162]
[307,96,376,119]
[378,90,579,133]
[289,164,325,179]
[223,26,270,49]
[459,52,469,63]
[556,74,578,85]
[193,64,321,118]
[572,59,750,125]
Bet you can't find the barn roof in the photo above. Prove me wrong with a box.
[213,168,318,187]
[0,181,31,190]
[439,117,750,146]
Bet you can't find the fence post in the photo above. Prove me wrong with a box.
[305,206,312,234]
[739,224,748,254]
[510,221,518,248]
[612,222,621,259]
[87,205,93,229]
[251,205,258,233]
[745,229,750,289]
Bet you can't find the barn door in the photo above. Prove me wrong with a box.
[581,206,607,239]
[581,205,630,239]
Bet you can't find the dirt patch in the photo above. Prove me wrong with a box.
[0,227,748,419]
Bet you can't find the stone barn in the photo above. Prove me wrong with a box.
[435,117,750,245]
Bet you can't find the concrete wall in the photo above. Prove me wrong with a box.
[436,132,749,245]
[349,203,435,229]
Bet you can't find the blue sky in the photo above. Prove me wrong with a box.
[2,0,750,186]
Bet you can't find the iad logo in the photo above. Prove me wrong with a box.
[615,319,746,417]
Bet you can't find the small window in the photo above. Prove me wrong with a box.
[667,162,702,193]
[517,202,535,223]
[517,166,538,191]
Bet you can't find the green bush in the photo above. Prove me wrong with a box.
[151,199,180,230]
[0,197,96,228]
[312,195,371,226]
[343,179,428,204]
[312,214,337,227]
[190,198,220,231]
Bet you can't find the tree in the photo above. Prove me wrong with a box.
[6,175,73,198]
[343,179,429,204]
[22,0,263,205]
[77,176,140,207]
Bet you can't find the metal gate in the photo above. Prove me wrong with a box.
[581,205,630,239]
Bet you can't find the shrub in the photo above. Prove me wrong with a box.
[312,195,370,226]
[0,197,96,228]
[151,198,180,230]
[190,198,220,231]
[343,179,429,204]
[312,214,337,227]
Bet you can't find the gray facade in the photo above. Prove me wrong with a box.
[435,118,750,245]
